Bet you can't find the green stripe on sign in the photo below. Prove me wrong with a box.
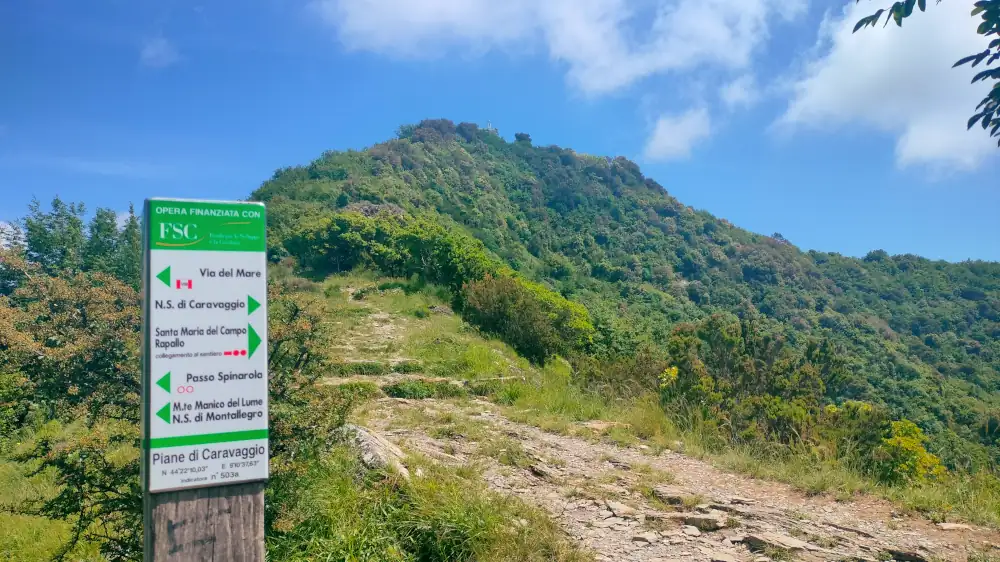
[148,429,268,449]
[147,199,266,253]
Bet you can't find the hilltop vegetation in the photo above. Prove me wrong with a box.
[254,118,1000,474]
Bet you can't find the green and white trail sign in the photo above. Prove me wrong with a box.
[142,199,268,493]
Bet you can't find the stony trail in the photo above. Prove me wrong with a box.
[360,395,1000,562]
[324,286,998,561]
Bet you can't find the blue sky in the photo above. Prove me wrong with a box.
[1,0,997,261]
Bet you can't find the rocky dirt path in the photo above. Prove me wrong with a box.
[361,396,1000,562]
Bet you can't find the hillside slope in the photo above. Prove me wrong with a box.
[253,118,1000,467]
[323,271,1000,561]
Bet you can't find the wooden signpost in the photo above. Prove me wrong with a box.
[141,199,268,561]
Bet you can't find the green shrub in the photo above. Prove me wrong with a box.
[392,360,424,374]
[469,380,525,405]
[462,275,594,364]
[283,212,506,295]
[283,212,595,366]
[333,381,384,401]
[0,372,30,439]
[871,420,946,485]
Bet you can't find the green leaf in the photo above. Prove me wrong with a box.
[903,0,916,18]
[917,0,926,11]
[955,54,980,68]
[892,3,904,27]
[979,20,992,34]
[968,113,985,130]
[973,6,986,17]
[853,12,882,33]
[973,68,1000,83]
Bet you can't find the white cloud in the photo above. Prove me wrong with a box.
[778,2,996,171]
[643,107,712,161]
[720,74,759,109]
[140,37,180,68]
[312,0,805,95]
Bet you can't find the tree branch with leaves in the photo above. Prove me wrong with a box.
[854,0,1000,145]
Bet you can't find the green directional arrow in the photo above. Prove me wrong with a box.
[248,324,261,358]
[156,372,171,393]
[247,295,260,315]
[156,266,171,287]
[156,403,171,424]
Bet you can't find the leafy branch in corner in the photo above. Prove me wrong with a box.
[854,0,1000,145]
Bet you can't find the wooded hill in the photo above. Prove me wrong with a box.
[254,118,1000,473]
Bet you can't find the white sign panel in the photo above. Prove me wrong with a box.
[143,199,268,493]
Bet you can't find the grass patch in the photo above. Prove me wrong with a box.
[761,546,793,561]
[392,360,424,374]
[267,448,590,562]
[477,437,533,469]
[331,361,392,376]
[625,463,676,501]
[0,513,102,562]
[713,446,870,499]
[330,381,384,401]
[428,413,490,442]
[680,494,705,510]
[0,457,103,561]
[883,471,1000,526]
[384,380,469,400]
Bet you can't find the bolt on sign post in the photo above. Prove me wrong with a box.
[141,199,268,562]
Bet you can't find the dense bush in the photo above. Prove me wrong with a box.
[285,211,594,364]
[654,311,947,485]
[463,275,593,363]
[871,420,946,485]
[284,212,507,295]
